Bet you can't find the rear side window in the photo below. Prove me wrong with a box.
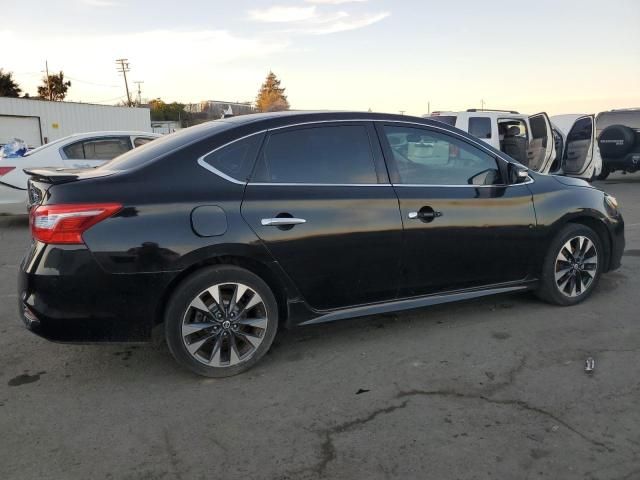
[133,137,155,147]
[64,137,131,160]
[430,115,457,126]
[469,117,492,139]
[201,133,264,181]
[62,141,85,159]
[252,125,377,184]
[529,116,548,139]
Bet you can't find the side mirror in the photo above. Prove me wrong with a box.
[509,163,529,184]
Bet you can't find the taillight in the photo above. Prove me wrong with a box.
[0,166,16,176]
[30,203,122,244]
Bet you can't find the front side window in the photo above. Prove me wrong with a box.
[384,126,501,186]
[469,117,492,139]
[252,125,377,184]
[202,133,264,181]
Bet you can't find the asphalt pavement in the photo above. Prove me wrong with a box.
[1,174,639,480]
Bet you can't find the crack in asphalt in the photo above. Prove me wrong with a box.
[286,354,620,479]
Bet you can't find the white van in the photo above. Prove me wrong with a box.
[426,110,556,171]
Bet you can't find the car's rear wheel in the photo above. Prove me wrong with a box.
[536,224,603,306]
[165,265,278,377]
[596,168,611,180]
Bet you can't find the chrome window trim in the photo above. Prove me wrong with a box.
[196,131,265,185]
[196,118,534,188]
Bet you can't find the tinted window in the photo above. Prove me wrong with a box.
[469,117,492,139]
[529,116,548,139]
[133,137,155,147]
[101,120,233,171]
[430,115,457,126]
[65,137,131,160]
[202,133,264,181]
[253,125,377,184]
[384,126,501,186]
[567,117,593,142]
[82,137,131,160]
[62,141,85,159]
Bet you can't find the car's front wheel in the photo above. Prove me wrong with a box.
[536,224,603,306]
[165,265,279,377]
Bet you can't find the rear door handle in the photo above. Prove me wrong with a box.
[261,217,307,226]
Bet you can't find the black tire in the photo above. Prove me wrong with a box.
[165,265,279,377]
[598,125,635,159]
[536,224,604,306]
[596,168,611,180]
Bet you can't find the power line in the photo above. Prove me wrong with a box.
[64,76,120,88]
[115,58,132,107]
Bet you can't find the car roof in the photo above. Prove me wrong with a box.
[189,111,452,136]
[428,111,529,119]
[65,131,162,138]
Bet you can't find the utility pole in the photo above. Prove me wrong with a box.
[399,110,405,116]
[45,60,52,100]
[427,101,431,115]
[133,80,144,106]
[480,99,486,111]
[115,58,132,107]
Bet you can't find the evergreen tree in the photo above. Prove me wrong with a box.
[255,71,290,112]
[0,69,22,97]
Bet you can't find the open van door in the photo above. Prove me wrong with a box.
[526,113,556,173]
[562,115,598,179]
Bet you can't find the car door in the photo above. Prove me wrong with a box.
[61,136,133,168]
[526,113,556,173]
[561,115,598,178]
[241,122,403,311]
[377,122,537,297]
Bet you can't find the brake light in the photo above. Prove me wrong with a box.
[0,167,16,176]
[30,203,122,244]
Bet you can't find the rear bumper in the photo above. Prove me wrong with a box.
[18,242,174,342]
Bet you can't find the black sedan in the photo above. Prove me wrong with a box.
[18,111,625,377]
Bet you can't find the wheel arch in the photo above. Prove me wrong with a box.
[564,215,612,272]
[154,255,292,330]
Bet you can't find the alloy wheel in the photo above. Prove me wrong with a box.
[554,236,598,298]
[181,282,269,367]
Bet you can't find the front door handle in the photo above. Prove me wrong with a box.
[408,207,442,223]
[261,217,307,226]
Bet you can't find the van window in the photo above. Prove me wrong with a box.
[469,117,492,139]
[252,125,377,184]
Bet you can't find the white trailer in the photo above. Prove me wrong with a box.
[0,97,151,147]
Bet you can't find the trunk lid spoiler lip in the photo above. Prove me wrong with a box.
[23,167,116,184]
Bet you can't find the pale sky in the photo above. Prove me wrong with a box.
[3,0,639,116]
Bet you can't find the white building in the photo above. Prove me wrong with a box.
[0,97,151,147]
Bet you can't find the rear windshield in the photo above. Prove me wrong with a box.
[99,120,233,171]
[430,115,457,126]
[596,111,640,136]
